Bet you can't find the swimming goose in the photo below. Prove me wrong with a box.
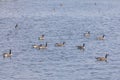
[76,43,85,50]
[3,49,12,58]
[97,35,105,40]
[55,42,65,47]
[39,35,44,40]
[84,31,90,37]
[39,42,47,49]
[96,54,109,62]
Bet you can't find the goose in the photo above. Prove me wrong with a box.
[39,42,47,49]
[84,31,90,38]
[97,35,105,40]
[39,35,44,40]
[76,43,85,50]
[3,49,12,59]
[96,54,109,62]
[55,42,65,47]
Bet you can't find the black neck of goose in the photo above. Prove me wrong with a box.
[88,31,90,34]
[45,43,47,47]
[15,24,18,28]
[63,42,65,45]
[9,49,11,54]
[42,35,44,37]
[105,54,108,58]
[103,35,105,38]
[83,44,85,47]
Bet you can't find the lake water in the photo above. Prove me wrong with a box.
[0,0,120,80]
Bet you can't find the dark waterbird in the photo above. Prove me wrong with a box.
[95,53,109,62]
[3,49,12,59]
[76,43,85,50]
[55,42,65,47]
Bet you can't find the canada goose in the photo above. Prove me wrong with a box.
[55,42,65,47]
[96,54,109,62]
[39,42,47,49]
[39,35,44,40]
[97,35,105,40]
[3,49,12,59]
[84,31,90,37]
[76,43,85,50]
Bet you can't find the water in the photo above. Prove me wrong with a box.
[0,0,120,80]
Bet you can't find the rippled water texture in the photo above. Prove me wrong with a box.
[0,0,120,80]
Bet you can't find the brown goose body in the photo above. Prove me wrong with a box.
[33,44,41,49]
[97,35,105,40]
